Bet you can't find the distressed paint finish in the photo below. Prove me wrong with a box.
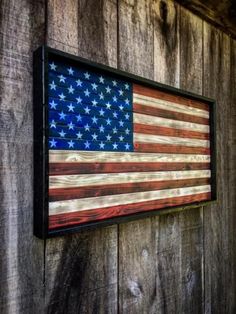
[0,0,236,313]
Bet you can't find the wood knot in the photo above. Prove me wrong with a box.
[128,279,143,298]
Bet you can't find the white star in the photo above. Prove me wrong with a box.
[58,75,66,83]
[119,105,124,111]
[113,127,117,134]
[92,133,98,141]
[50,100,58,109]
[99,76,104,83]
[76,132,83,139]
[84,123,90,131]
[99,108,105,116]
[119,135,124,141]
[68,140,75,148]
[49,81,56,90]
[76,79,83,87]
[125,128,130,135]
[99,125,105,133]
[113,111,118,118]
[106,118,111,125]
[99,92,104,100]
[125,98,130,105]
[76,97,82,104]
[84,106,91,114]
[113,142,118,150]
[119,89,124,96]
[125,143,130,150]
[68,85,74,94]
[125,113,130,120]
[92,99,98,106]
[84,72,90,79]
[67,103,74,112]
[92,116,98,124]
[49,138,57,147]
[91,83,98,90]
[59,93,66,101]
[112,80,117,86]
[124,83,130,90]
[50,120,56,128]
[106,102,111,109]
[68,67,74,75]
[59,130,66,138]
[84,141,90,149]
[106,134,112,141]
[105,86,111,93]
[58,111,66,120]
[76,114,82,122]
[113,96,117,102]
[84,89,90,97]
[49,62,57,71]
[99,142,105,149]
[119,120,124,127]
[68,122,74,130]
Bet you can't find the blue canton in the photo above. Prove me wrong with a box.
[48,60,133,152]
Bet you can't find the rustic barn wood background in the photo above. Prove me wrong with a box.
[0,0,236,313]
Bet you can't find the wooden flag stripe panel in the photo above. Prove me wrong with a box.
[49,162,211,175]
[49,192,211,229]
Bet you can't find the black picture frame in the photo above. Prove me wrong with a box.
[33,46,217,239]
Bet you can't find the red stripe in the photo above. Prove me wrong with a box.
[134,142,210,155]
[49,192,211,229]
[49,178,210,201]
[133,84,209,111]
[134,123,210,140]
[133,103,209,125]
[49,162,210,175]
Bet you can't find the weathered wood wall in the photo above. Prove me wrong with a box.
[0,0,235,313]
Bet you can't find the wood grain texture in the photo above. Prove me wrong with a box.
[118,1,158,313]
[179,8,204,314]
[0,1,45,313]
[45,1,118,313]
[203,23,233,313]
[176,0,236,39]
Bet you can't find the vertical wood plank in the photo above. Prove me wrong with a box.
[118,1,157,313]
[45,1,118,313]
[153,1,182,313]
[203,23,232,313]
[179,8,204,314]
[0,0,45,313]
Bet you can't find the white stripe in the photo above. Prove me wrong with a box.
[49,150,211,163]
[134,133,210,147]
[49,185,211,215]
[133,93,209,118]
[134,113,209,133]
[49,170,211,189]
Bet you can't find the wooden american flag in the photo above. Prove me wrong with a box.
[46,55,212,231]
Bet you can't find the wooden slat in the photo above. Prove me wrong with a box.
[133,93,209,118]
[134,113,209,133]
[134,142,210,155]
[49,161,211,175]
[49,192,212,229]
[49,185,211,215]
[133,84,209,111]
[45,1,118,314]
[49,150,211,163]
[134,123,210,139]
[49,170,211,188]
[49,177,211,201]
[134,132,210,147]
[133,103,209,124]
